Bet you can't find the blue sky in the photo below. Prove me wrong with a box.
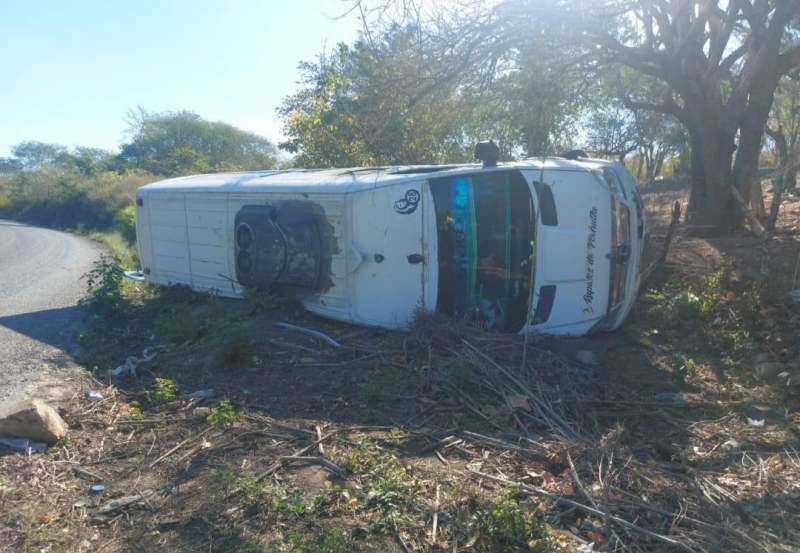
[0,0,362,156]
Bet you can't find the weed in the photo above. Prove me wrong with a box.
[207,399,244,426]
[676,357,700,382]
[146,377,178,403]
[87,230,137,268]
[339,439,418,531]
[472,492,557,552]
[128,401,143,419]
[229,476,312,521]
[81,254,128,317]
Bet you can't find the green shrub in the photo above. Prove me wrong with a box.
[146,377,178,403]
[81,255,128,316]
[472,493,556,552]
[207,399,243,426]
[340,439,418,531]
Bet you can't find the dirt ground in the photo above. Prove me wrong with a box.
[1,183,799,552]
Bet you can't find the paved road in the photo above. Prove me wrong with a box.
[0,220,104,403]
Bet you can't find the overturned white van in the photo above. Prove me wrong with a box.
[132,152,646,335]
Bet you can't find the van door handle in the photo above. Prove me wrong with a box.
[407,254,424,264]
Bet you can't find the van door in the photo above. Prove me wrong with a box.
[349,181,429,327]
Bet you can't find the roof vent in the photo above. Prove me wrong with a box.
[474,141,499,168]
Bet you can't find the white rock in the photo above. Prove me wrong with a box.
[0,399,68,444]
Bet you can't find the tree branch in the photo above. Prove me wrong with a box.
[620,94,685,121]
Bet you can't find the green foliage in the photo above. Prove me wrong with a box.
[472,493,556,552]
[279,28,520,167]
[119,108,277,176]
[81,255,128,316]
[0,166,152,233]
[111,205,137,243]
[645,271,725,329]
[87,230,137,268]
[226,475,311,521]
[128,401,143,419]
[146,377,178,403]
[340,439,418,531]
[11,141,67,170]
[207,399,243,426]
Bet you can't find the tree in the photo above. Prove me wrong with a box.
[62,147,116,176]
[11,141,67,170]
[578,0,800,231]
[0,158,22,173]
[352,0,800,232]
[499,30,596,156]
[634,110,688,183]
[765,75,800,229]
[279,26,521,167]
[119,109,277,176]
[586,104,639,161]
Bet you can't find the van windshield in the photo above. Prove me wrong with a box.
[430,170,536,332]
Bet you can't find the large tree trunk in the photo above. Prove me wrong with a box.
[685,126,739,232]
[654,149,665,178]
[734,104,775,222]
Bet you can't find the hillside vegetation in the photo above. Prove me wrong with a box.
[0,109,278,264]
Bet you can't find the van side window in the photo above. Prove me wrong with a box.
[430,170,535,332]
[533,181,558,226]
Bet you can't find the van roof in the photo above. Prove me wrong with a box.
[137,157,609,195]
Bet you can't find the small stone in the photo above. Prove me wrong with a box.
[721,439,739,450]
[575,350,599,366]
[85,391,104,401]
[89,484,106,495]
[192,407,211,418]
[0,399,68,444]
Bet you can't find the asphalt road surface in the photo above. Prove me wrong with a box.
[0,220,104,403]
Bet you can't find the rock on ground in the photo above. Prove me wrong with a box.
[0,398,68,444]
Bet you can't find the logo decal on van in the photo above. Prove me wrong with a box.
[394,189,420,214]
[583,207,598,305]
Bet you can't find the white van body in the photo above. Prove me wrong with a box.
[134,158,646,335]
